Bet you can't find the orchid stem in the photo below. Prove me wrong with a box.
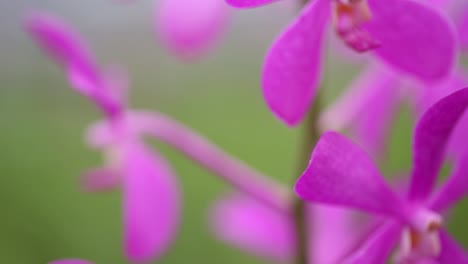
[134,111,292,214]
[293,91,322,264]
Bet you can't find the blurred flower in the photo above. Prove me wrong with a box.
[25,12,181,263]
[49,260,93,264]
[26,12,290,262]
[295,87,468,263]
[229,0,456,126]
[156,0,230,60]
[210,193,372,263]
[320,64,468,160]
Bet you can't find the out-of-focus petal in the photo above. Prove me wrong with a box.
[437,230,468,263]
[156,0,229,60]
[226,0,282,8]
[351,74,401,158]
[408,87,468,201]
[123,143,180,262]
[25,11,122,116]
[210,194,295,261]
[459,5,468,51]
[49,260,93,264]
[80,167,120,192]
[295,132,408,219]
[262,0,330,126]
[430,148,468,212]
[416,70,468,115]
[320,65,401,157]
[365,0,456,81]
[311,205,368,263]
[416,70,468,161]
[341,222,402,264]
[25,12,99,95]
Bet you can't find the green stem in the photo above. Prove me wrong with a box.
[293,93,322,264]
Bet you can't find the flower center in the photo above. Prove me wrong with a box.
[331,0,380,52]
[395,210,443,263]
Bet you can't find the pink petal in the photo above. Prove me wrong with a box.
[459,5,468,51]
[295,132,408,219]
[430,147,468,212]
[320,65,401,157]
[156,0,229,60]
[408,87,468,201]
[25,11,122,116]
[210,194,295,261]
[350,72,401,158]
[49,260,93,264]
[80,167,120,192]
[226,0,282,8]
[365,0,456,81]
[416,70,468,115]
[311,205,370,264]
[341,222,402,264]
[447,109,468,161]
[262,0,330,126]
[123,143,180,262]
[437,230,468,263]
[25,12,99,95]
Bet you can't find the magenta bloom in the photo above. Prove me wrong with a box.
[49,260,93,264]
[25,12,180,262]
[156,0,229,59]
[229,0,456,126]
[210,193,371,263]
[295,87,468,263]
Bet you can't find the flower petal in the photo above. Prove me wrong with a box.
[341,222,402,264]
[311,205,370,264]
[210,194,295,261]
[459,5,468,51]
[437,230,468,263]
[320,65,401,157]
[430,148,468,212]
[350,73,401,158]
[226,0,282,8]
[25,12,99,95]
[25,11,122,116]
[156,0,229,60]
[365,0,456,81]
[123,143,180,262]
[49,260,93,264]
[416,70,468,115]
[408,87,468,201]
[80,167,120,192]
[262,0,330,126]
[295,132,407,219]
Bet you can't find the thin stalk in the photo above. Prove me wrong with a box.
[293,93,322,264]
[131,110,292,214]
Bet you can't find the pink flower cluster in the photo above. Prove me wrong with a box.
[22,0,468,263]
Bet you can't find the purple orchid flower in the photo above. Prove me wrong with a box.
[210,193,373,263]
[156,0,230,60]
[25,12,181,262]
[228,0,457,126]
[49,260,93,264]
[295,87,468,263]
